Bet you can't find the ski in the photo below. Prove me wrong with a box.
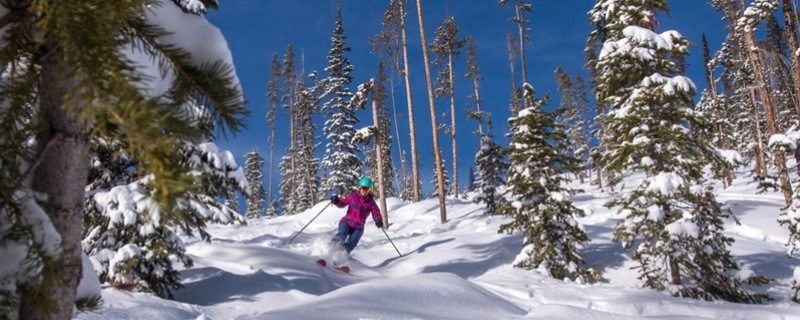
[315,259,349,274]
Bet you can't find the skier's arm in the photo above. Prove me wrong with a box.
[371,202,383,226]
[332,193,350,208]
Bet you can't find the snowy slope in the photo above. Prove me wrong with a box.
[77,171,800,320]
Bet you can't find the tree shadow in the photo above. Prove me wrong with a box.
[419,234,522,279]
[175,267,338,306]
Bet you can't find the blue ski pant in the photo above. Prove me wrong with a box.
[334,220,363,253]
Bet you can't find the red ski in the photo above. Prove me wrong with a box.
[315,259,349,274]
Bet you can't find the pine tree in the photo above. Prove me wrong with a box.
[365,62,396,197]
[279,45,302,214]
[244,148,266,219]
[589,0,768,302]
[430,152,450,198]
[554,67,589,183]
[415,0,448,222]
[84,142,247,299]
[467,167,477,192]
[465,37,488,136]
[320,2,361,197]
[266,54,281,213]
[0,1,246,317]
[294,82,321,212]
[499,84,597,282]
[371,0,408,194]
[500,0,531,84]
[431,16,464,198]
[474,134,507,215]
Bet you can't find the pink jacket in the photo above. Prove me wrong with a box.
[334,192,382,230]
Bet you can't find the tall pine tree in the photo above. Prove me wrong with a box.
[320,2,361,196]
[589,0,768,302]
[499,84,597,282]
[244,148,266,218]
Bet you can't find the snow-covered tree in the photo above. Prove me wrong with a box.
[430,151,450,198]
[83,142,246,298]
[320,3,361,197]
[499,84,597,282]
[431,16,464,198]
[0,1,245,317]
[244,148,266,218]
[589,0,768,302]
[365,62,396,197]
[554,67,589,183]
[294,82,322,212]
[474,134,507,215]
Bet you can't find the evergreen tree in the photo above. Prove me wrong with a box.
[431,16,464,197]
[400,151,417,202]
[320,3,361,196]
[279,154,299,215]
[266,54,281,213]
[498,84,597,282]
[365,62,397,197]
[474,134,508,215]
[244,148,266,219]
[430,152,450,198]
[467,167,477,192]
[589,0,768,302]
[554,67,589,183]
[84,142,247,298]
[294,83,322,212]
[465,37,488,136]
[225,188,240,214]
[0,1,245,317]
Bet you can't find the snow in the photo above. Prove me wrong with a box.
[76,172,800,319]
[77,252,102,300]
[645,172,685,196]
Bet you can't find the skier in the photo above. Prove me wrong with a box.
[328,177,384,255]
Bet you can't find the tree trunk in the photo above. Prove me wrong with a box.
[372,82,389,227]
[400,0,421,201]
[472,77,484,135]
[447,54,458,198]
[515,3,528,85]
[415,0,447,223]
[20,39,89,320]
[781,0,800,118]
[748,88,768,178]
[746,31,792,205]
[267,103,276,214]
[506,32,518,114]
[389,76,406,190]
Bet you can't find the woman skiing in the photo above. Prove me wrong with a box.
[329,177,384,254]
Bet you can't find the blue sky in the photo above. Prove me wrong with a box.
[206,1,727,196]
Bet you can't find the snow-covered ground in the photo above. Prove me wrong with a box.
[77,171,800,320]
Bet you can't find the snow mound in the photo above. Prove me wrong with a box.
[251,272,526,320]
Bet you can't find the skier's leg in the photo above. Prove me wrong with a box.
[343,228,363,253]
[333,220,348,245]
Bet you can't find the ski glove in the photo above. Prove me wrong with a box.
[330,195,339,203]
[375,220,383,229]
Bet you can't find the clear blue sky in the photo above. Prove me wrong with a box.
[206,1,726,197]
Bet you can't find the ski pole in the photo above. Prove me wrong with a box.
[381,227,404,257]
[288,201,333,244]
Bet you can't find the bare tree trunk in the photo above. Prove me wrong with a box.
[506,32,518,114]
[372,82,389,227]
[515,3,528,84]
[20,39,88,320]
[415,0,447,223]
[267,103,276,214]
[472,76,484,135]
[389,76,406,190]
[746,31,792,205]
[447,54,458,198]
[400,0,421,201]
[748,88,768,178]
[782,0,800,117]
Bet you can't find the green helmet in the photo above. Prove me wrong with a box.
[358,177,374,189]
